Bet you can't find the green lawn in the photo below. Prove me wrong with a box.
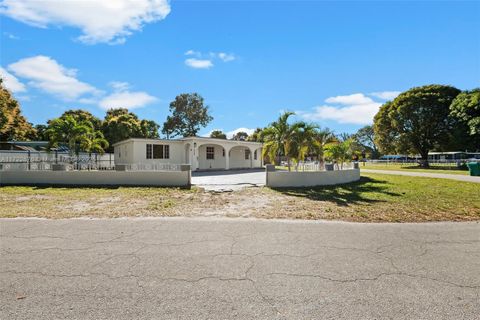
[360,162,469,175]
[265,172,480,222]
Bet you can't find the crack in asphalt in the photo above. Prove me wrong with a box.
[2,221,480,319]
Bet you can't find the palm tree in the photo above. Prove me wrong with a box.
[80,130,109,165]
[262,111,299,171]
[312,128,336,168]
[45,115,92,157]
[290,122,319,170]
[325,138,354,169]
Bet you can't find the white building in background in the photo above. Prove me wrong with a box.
[113,137,263,171]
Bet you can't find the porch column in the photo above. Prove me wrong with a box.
[249,147,255,168]
[225,147,230,170]
[192,143,199,171]
[260,147,263,167]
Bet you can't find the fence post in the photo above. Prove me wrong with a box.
[27,150,31,170]
[55,150,58,164]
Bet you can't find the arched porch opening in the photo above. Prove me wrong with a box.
[229,145,254,169]
[197,143,228,170]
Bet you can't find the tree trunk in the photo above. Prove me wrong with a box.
[419,150,429,168]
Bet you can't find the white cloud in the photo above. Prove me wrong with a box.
[370,91,401,100]
[325,93,375,105]
[109,81,130,92]
[185,58,214,69]
[218,52,235,62]
[299,93,382,125]
[226,127,255,139]
[0,0,171,44]
[99,81,156,110]
[0,67,26,93]
[184,50,235,69]
[185,50,200,56]
[7,55,99,100]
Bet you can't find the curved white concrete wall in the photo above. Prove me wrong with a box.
[0,171,190,187]
[266,169,360,188]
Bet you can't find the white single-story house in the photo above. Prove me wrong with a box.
[113,137,263,171]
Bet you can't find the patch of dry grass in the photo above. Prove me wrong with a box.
[1,173,479,222]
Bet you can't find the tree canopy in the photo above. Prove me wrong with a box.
[162,93,212,137]
[209,130,227,139]
[247,128,264,142]
[45,115,93,156]
[231,131,249,141]
[0,79,35,141]
[373,85,461,165]
[354,125,380,159]
[450,89,480,137]
[56,109,102,131]
[102,108,159,149]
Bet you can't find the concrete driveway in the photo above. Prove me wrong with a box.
[1,218,479,319]
[192,169,266,191]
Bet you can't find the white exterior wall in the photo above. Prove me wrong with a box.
[114,140,185,165]
[266,169,360,188]
[198,144,226,170]
[115,141,135,165]
[0,170,190,187]
[113,138,263,171]
[131,140,185,165]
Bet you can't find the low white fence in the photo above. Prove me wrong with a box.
[266,166,360,188]
[0,169,191,187]
[0,150,115,171]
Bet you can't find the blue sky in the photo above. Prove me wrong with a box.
[1,0,479,137]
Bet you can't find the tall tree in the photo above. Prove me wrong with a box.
[231,131,249,141]
[161,116,179,139]
[57,109,102,131]
[0,79,35,141]
[162,93,213,137]
[102,108,159,149]
[311,128,336,166]
[210,130,227,139]
[33,124,48,141]
[373,85,461,166]
[290,122,319,168]
[262,111,302,171]
[140,119,160,139]
[450,89,480,137]
[354,125,380,159]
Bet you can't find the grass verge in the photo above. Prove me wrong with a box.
[0,173,478,222]
[264,172,480,222]
[361,163,469,175]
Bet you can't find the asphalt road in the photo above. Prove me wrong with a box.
[1,218,479,320]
